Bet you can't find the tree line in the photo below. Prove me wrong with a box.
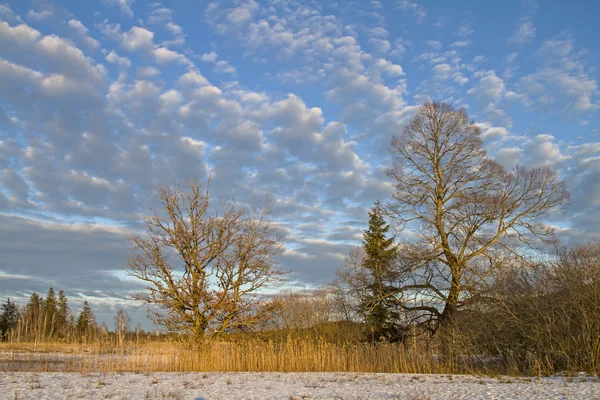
[0,288,138,343]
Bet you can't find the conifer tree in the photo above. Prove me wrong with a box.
[360,201,402,341]
[44,287,57,337]
[0,299,19,339]
[76,301,96,334]
[56,290,70,337]
[24,292,43,338]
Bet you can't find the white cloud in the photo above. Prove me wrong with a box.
[179,136,206,155]
[523,134,570,168]
[495,147,523,169]
[456,25,473,37]
[516,36,598,113]
[0,58,42,85]
[226,0,258,25]
[425,40,441,50]
[153,47,188,64]
[130,80,160,98]
[373,59,404,76]
[165,22,183,36]
[200,51,236,75]
[100,22,155,52]
[0,22,104,89]
[177,70,209,87]
[99,22,189,65]
[215,60,236,75]
[106,51,132,69]
[0,4,22,24]
[26,10,53,21]
[432,63,451,75]
[368,27,389,38]
[505,52,518,63]
[205,0,260,34]
[201,51,218,62]
[0,57,96,98]
[0,21,41,46]
[121,26,154,51]
[368,38,391,53]
[160,90,183,109]
[567,142,600,157]
[468,70,506,101]
[147,7,173,24]
[508,18,536,44]
[396,0,426,23]
[67,19,100,49]
[102,0,135,17]
[520,68,597,112]
[476,122,508,141]
[35,35,104,82]
[136,66,159,78]
[451,40,470,48]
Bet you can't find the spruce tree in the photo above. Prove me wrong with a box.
[25,292,43,338]
[44,287,57,337]
[76,300,95,334]
[360,201,402,342]
[0,299,19,339]
[56,290,70,336]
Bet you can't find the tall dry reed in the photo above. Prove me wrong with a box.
[0,338,467,374]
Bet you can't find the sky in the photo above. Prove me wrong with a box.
[0,0,599,330]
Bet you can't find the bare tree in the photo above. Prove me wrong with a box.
[275,288,336,330]
[335,246,368,323]
[386,101,569,333]
[115,309,131,345]
[455,240,600,374]
[126,180,285,340]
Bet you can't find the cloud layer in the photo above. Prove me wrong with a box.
[0,0,598,328]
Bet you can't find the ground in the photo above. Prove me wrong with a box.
[1,371,599,400]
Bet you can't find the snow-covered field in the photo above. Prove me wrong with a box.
[1,371,599,400]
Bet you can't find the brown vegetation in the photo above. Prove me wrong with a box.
[126,180,285,340]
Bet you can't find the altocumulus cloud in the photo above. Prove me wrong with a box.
[0,0,599,328]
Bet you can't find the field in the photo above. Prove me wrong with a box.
[1,342,599,399]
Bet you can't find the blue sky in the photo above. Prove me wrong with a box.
[0,0,598,329]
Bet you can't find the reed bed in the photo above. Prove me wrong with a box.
[0,339,475,374]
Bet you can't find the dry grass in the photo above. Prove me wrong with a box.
[0,339,466,374]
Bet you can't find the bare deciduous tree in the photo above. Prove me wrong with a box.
[334,247,368,322]
[126,180,285,340]
[386,101,569,333]
[454,240,600,373]
[275,289,336,330]
[115,309,131,345]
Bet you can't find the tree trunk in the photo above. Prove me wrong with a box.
[439,265,461,366]
[440,265,461,326]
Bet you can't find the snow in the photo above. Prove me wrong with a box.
[1,371,599,399]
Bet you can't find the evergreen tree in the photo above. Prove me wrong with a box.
[76,301,96,333]
[56,290,70,336]
[44,287,57,337]
[0,299,19,339]
[24,292,43,338]
[360,201,402,342]
[25,292,41,318]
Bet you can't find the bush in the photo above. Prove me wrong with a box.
[448,241,600,375]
